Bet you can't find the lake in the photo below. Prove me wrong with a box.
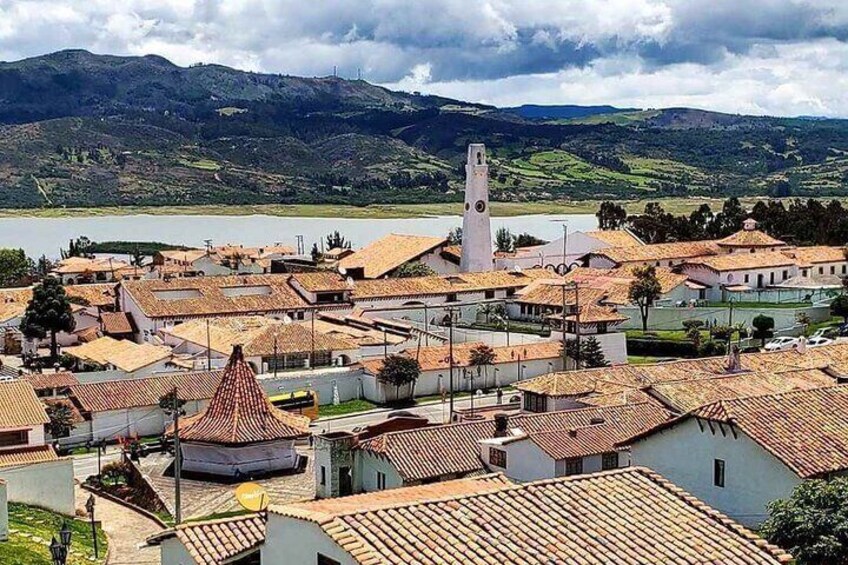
[13,213,598,258]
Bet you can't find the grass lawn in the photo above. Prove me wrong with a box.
[0,503,108,565]
[0,197,817,219]
[627,355,672,365]
[626,329,707,341]
[318,399,379,418]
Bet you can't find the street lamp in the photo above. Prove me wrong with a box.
[49,537,67,565]
[86,494,99,558]
[59,521,72,549]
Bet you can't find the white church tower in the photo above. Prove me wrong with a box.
[460,143,494,272]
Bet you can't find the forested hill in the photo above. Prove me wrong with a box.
[0,50,847,209]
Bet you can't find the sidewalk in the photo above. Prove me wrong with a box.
[75,485,162,565]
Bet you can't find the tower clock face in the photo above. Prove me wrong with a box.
[475,200,486,213]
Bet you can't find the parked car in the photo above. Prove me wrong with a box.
[807,336,834,348]
[763,337,800,351]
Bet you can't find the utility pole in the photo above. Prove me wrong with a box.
[448,308,455,422]
[205,318,212,371]
[311,310,316,368]
[561,282,568,370]
[561,221,568,274]
[383,328,388,359]
[273,333,279,378]
[172,386,182,525]
[574,282,581,369]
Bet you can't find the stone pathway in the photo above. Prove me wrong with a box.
[137,448,315,520]
[75,486,162,565]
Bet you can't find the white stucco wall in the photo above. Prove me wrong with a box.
[159,537,198,565]
[357,450,405,492]
[87,399,208,443]
[630,418,801,527]
[0,458,75,515]
[263,515,358,565]
[483,439,555,482]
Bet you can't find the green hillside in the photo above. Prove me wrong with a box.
[0,51,846,209]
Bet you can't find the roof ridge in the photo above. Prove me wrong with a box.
[699,381,846,411]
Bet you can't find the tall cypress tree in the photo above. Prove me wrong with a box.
[21,277,76,359]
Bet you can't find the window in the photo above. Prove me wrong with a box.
[714,459,725,488]
[506,288,516,297]
[523,392,545,412]
[376,471,386,490]
[782,270,788,280]
[484,290,495,300]
[819,267,825,275]
[601,452,619,470]
[320,466,326,486]
[489,447,507,468]
[832,266,836,275]
[596,322,608,334]
[843,265,846,274]
[744,274,749,283]
[769,272,775,284]
[318,554,341,565]
[565,458,583,476]
[446,293,458,303]
[0,430,27,448]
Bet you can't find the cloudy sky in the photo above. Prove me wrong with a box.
[1,0,848,116]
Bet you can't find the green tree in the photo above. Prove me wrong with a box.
[832,294,848,323]
[446,227,463,245]
[468,343,496,388]
[326,231,350,250]
[761,478,848,565]
[628,265,662,331]
[377,355,421,402]
[495,227,514,253]
[596,201,627,230]
[711,325,734,343]
[20,277,76,359]
[46,402,75,439]
[752,314,775,347]
[0,248,30,287]
[580,337,609,368]
[513,233,548,248]
[392,262,436,278]
[311,243,322,262]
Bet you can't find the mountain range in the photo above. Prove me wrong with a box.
[1,50,847,209]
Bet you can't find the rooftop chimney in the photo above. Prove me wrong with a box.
[589,417,605,425]
[725,344,742,373]
[568,429,578,438]
[493,413,509,438]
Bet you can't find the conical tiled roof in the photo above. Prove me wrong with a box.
[716,219,785,247]
[179,345,310,445]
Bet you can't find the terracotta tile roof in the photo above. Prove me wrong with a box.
[121,274,309,319]
[22,371,79,391]
[65,283,116,308]
[338,234,448,278]
[517,344,848,400]
[64,336,171,373]
[311,318,406,347]
[158,249,208,264]
[179,346,310,445]
[590,240,721,265]
[522,404,670,459]
[147,514,265,565]
[69,370,223,413]
[272,467,792,565]
[286,474,512,516]
[0,287,34,323]
[357,402,670,482]
[683,250,796,272]
[290,271,351,293]
[0,445,60,469]
[647,368,836,413]
[585,229,644,247]
[0,380,49,427]
[54,256,130,274]
[782,246,847,267]
[100,311,135,335]
[163,316,357,357]
[690,385,848,478]
[361,341,563,375]
[717,229,786,248]
[351,268,554,299]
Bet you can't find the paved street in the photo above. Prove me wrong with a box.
[311,391,518,433]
